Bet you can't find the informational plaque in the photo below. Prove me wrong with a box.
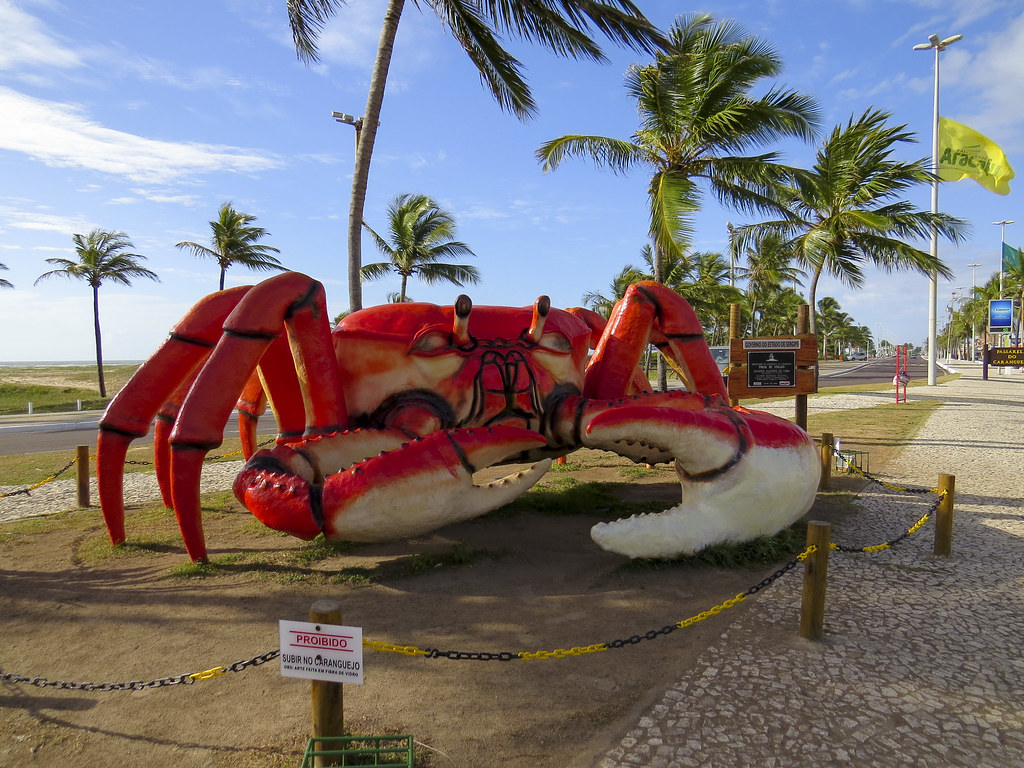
[746,350,797,388]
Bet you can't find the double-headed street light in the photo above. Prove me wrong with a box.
[914,33,962,383]
[332,110,364,150]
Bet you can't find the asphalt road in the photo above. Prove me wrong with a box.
[0,411,264,458]
[819,355,930,387]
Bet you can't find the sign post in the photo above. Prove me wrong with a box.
[281,601,364,766]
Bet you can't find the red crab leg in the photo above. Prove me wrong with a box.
[235,332,309,458]
[153,370,201,508]
[169,272,345,561]
[96,285,251,546]
[235,373,267,460]
[583,282,727,402]
[567,306,651,394]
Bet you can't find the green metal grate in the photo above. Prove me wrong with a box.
[835,449,869,474]
[301,735,414,767]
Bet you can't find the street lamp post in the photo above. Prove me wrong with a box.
[993,220,1014,298]
[947,287,965,359]
[914,33,962,385]
[993,220,1014,353]
[332,111,364,151]
[967,262,981,360]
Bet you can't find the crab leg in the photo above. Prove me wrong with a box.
[169,272,345,561]
[96,285,251,546]
[583,404,819,558]
[234,426,550,542]
[584,282,727,401]
[235,332,310,458]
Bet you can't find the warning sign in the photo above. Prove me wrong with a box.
[279,620,363,684]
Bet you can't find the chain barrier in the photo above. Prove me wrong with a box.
[834,448,937,494]
[0,456,79,498]
[0,650,279,692]
[368,546,817,662]
[830,499,940,553]
[0,440,275,498]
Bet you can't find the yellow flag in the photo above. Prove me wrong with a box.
[938,117,1014,195]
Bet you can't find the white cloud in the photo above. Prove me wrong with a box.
[0,0,81,72]
[0,87,284,183]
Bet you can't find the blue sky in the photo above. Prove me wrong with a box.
[1,0,1022,361]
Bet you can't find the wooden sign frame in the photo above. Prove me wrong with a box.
[726,334,818,400]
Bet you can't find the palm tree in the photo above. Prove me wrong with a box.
[35,230,158,397]
[360,193,480,302]
[733,232,805,336]
[287,0,665,314]
[583,264,645,318]
[176,202,283,291]
[537,13,820,281]
[0,263,12,289]
[740,109,969,335]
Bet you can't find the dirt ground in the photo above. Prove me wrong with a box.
[0,455,856,768]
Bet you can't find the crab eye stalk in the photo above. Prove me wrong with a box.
[453,295,472,346]
[527,296,550,344]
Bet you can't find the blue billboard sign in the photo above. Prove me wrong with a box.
[989,299,1014,333]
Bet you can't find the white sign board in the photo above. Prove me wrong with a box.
[279,620,363,684]
[742,339,802,350]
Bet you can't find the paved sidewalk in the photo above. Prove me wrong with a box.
[601,364,1024,768]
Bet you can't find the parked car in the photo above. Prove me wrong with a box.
[849,351,867,361]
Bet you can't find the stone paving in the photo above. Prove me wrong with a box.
[601,364,1024,768]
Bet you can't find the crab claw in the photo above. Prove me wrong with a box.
[234,426,551,543]
[583,405,819,558]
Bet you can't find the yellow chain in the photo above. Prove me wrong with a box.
[519,644,607,660]
[189,665,227,681]
[362,640,430,657]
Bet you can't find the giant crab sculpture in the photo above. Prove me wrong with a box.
[97,271,818,563]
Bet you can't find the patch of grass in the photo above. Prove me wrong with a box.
[804,400,941,470]
[619,522,810,572]
[494,478,619,516]
[619,464,659,480]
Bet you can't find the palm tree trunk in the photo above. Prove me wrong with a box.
[807,267,823,338]
[399,274,408,302]
[348,0,405,313]
[92,285,106,398]
[219,266,226,291]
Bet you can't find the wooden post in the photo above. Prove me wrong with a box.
[76,445,90,508]
[310,600,344,766]
[934,474,955,556]
[800,521,831,641]
[819,433,833,490]
[795,305,810,431]
[728,303,741,407]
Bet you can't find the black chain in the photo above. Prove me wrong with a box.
[834,450,935,494]
[0,650,279,692]
[743,556,803,597]
[605,624,680,649]
[0,458,79,498]
[423,649,518,661]
[831,497,940,553]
